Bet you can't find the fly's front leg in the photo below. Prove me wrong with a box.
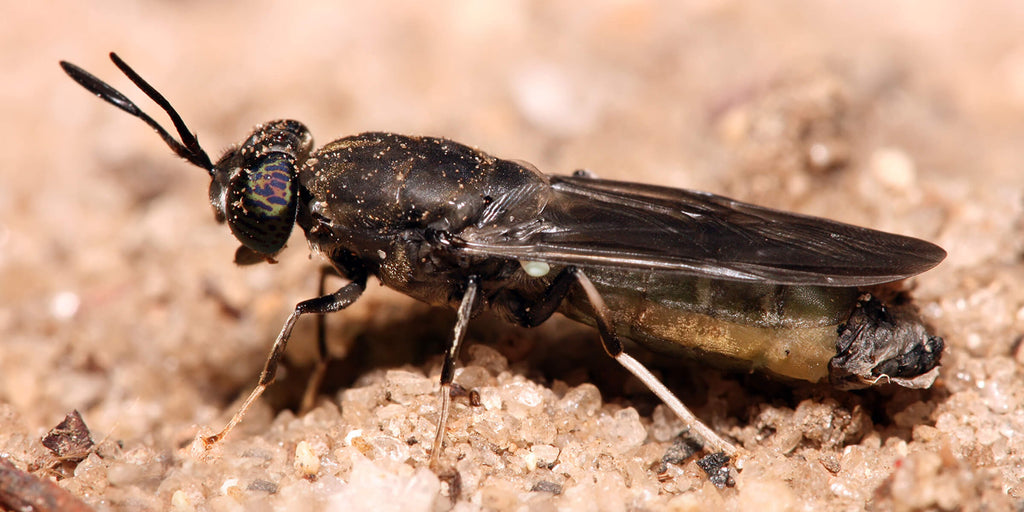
[569,268,740,458]
[200,275,366,449]
[429,276,480,470]
[298,266,342,414]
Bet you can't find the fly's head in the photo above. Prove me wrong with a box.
[209,120,313,263]
[60,53,312,264]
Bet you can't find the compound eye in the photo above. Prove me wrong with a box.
[226,152,298,256]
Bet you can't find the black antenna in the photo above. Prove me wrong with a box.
[60,52,215,173]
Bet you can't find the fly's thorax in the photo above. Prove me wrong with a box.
[320,228,525,310]
[298,132,552,283]
[301,133,547,236]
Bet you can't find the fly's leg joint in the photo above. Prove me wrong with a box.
[429,276,480,470]
[571,268,741,458]
[198,278,365,451]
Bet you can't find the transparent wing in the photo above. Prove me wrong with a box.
[458,175,945,286]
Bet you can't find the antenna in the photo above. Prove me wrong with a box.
[60,52,215,173]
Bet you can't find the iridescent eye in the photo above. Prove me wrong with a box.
[226,152,298,255]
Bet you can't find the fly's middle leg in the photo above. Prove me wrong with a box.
[429,276,480,470]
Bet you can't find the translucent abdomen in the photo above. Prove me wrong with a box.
[560,269,860,382]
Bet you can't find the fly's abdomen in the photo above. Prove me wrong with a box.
[561,270,860,382]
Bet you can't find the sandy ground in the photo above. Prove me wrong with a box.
[2,1,1024,510]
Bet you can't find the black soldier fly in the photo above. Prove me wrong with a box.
[60,53,945,465]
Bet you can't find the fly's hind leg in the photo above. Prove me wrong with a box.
[432,267,739,468]
[569,268,740,458]
[200,274,366,450]
[503,266,739,456]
